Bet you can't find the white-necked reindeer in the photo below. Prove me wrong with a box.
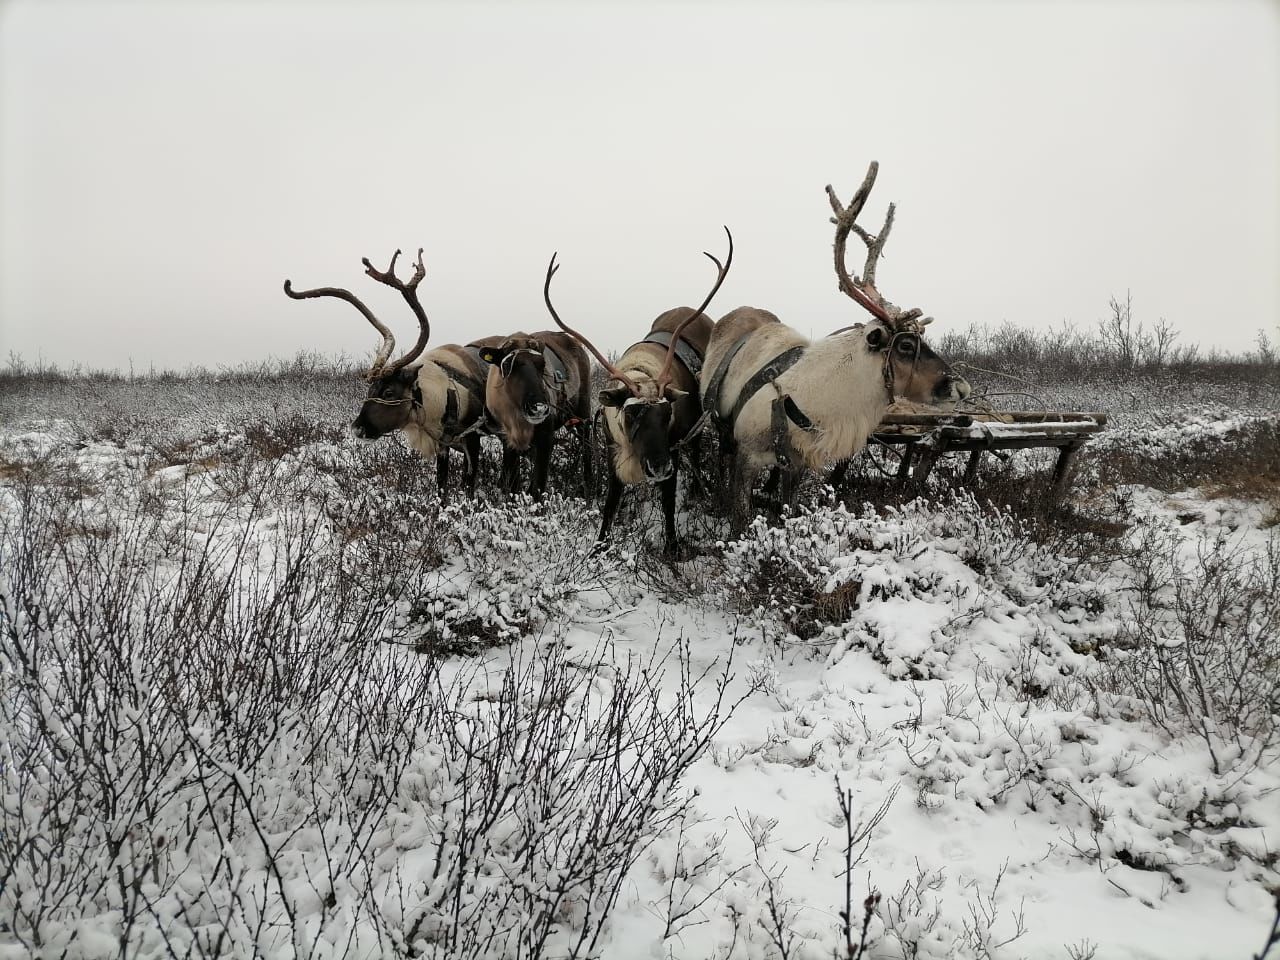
[284,249,491,499]
[541,229,733,553]
[701,162,972,528]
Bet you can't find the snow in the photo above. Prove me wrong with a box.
[0,403,1276,959]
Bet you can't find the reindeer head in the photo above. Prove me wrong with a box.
[353,365,420,439]
[828,164,971,405]
[596,313,699,483]
[284,248,435,440]
[545,229,732,484]
[479,334,555,433]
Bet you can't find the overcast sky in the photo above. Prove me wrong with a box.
[1,0,1276,371]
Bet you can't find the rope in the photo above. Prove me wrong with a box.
[864,436,903,478]
[949,362,1050,415]
[950,359,1041,389]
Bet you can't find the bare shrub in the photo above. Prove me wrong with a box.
[242,412,349,459]
[935,304,1278,390]
[835,776,894,959]
[1255,895,1280,960]
[1091,417,1280,506]
[0,456,752,957]
[1100,525,1280,774]
[879,863,947,959]
[719,490,1103,657]
[0,475,430,955]
[394,494,629,655]
[1097,291,1143,371]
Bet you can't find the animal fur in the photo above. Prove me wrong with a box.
[602,307,713,484]
[398,344,490,459]
[483,331,591,451]
[481,330,593,499]
[703,305,969,477]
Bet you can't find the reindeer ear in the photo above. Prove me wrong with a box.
[663,386,689,402]
[598,386,632,408]
[866,325,889,351]
[479,346,507,366]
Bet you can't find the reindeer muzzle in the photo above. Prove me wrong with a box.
[524,401,551,424]
[935,376,972,403]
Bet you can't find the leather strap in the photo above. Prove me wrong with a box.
[641,330,704,379]
[728,345,807,428]
[701,333,751,414]
[782,394,814,430]
[543,343,568,386]
[410,359,488,441]
[435,363,485,401]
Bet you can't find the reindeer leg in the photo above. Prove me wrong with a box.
[579,420,594,502]
[685,435,707,501]
[760,466,781,500]
[715,421,734,495]
[598,467,625,546]
[531,427,553,501]
[501,445,521,497]
[437,450,451,503]
[757,465,789,521]
[829,457,850,489]
[780,465,803,517]
[464,434,482,498]
[660,468,679,556]
[729,459,754,537]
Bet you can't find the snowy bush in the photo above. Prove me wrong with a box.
[0,463,751,958]
[399,495,630,654]
[720,491,1111,672]
[4,364,1279,958]
[1101,523,1280,773]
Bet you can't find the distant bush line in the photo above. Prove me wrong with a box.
[0,349,364,385]
[3,303,1277,386]
[935,295,1278,385]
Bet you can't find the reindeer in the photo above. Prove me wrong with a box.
[701,162,972,528]
[541,229,733,553]
[284,249,490,499]
[476,321,593,500]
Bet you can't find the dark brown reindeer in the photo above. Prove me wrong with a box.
[477,323,593,500]
[701,162,971,529]
[284,249,491,499]
[542,229,733,553]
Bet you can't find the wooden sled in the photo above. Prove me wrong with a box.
[868,408,1109,501]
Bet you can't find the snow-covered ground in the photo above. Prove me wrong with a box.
[602,488,1279,959]
[1,391,1277,959]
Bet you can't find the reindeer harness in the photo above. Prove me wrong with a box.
[640,330,705,379]
[702,325,913,466]
[701,335,816,465]
[385,347,491,443]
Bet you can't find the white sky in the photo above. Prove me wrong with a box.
[1,0,1277,370]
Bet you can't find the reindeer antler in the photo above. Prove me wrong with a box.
[826,162,929,332]
[362,248,432,373]
[283,247,433,379]
[542,253,644,396]
[283,278,396,377]
[655,226,734,392]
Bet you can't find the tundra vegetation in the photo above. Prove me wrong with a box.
[1,313,1278,959]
